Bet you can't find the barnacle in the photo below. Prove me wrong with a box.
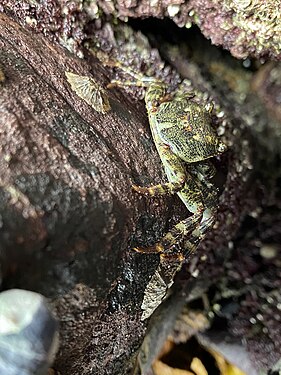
[222,0,281,58]
[65,71,110,114]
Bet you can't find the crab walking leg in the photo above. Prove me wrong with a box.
[97,50,162,87]
[108,79,189,196]
[133,150,204,253]
[134,210,202,254]
[134,179,205,254]
[132,176,185,196]
[133,86,206,254]
[180,214,216,259]
[100,52,163,90]
[108,80,149,89]
[139,213,216,319]
[132,145,187,196]
[107,77,214,255]
[140,215,216,320]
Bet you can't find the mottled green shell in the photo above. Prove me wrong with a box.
[155,100,225,163]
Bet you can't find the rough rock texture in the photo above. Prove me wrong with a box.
[96,0,281,60]
[2,0,84,53]
[3,0,281,60]
[1,3,281,375]
[0,13,167,375]
[129,19,281,374]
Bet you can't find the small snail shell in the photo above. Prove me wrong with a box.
[0,289,59,375]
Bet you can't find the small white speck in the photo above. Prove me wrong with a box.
[167,4,180,17]
[25,16,37,26]
[236,163,243,173]
[256,313,263,321]
[260,244,277,259]
[217,126,225,136]
[150,0,159,6]
[228,241,234,250]
[213,304,221,312]
[191,269,199,278]
[267,296,274,304]
[77,50,84,59]
[61,6,69,15]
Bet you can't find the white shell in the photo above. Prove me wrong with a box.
[0,289,59,375]
[66,71,111,114]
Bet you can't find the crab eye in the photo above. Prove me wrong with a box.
[218,141,227,153]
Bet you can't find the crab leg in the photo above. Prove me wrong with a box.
[108,78,189,196]
[181,214,216,257]
[132,89,207,255]
[106,68,216,257]
[134,210,202,254]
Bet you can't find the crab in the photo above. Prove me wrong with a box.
[101,55,227,318]
[106,62,227,261]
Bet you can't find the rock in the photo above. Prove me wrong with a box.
[0,289,58,375]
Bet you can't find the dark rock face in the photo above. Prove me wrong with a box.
[0,13,161,374]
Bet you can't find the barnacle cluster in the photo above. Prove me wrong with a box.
[222,0,281,59]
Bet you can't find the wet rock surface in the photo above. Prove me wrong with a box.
[1,3,280,375]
